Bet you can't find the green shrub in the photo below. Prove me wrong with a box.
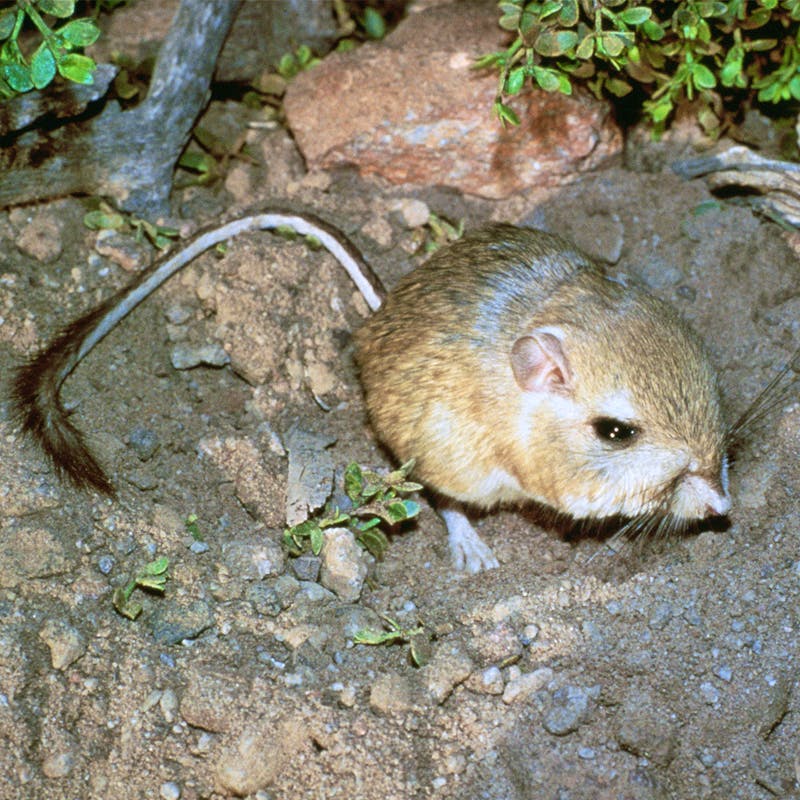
[479,0,800,133]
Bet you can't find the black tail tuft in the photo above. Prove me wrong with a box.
[10,322,116,496]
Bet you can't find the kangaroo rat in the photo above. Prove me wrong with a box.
[11,209,731,573]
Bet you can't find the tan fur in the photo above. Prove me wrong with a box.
[356,225,728,521]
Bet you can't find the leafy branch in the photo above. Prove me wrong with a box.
[481,0,800,134]
[284,460,422,560]
[112,556,170,620]
[0,0,100,98]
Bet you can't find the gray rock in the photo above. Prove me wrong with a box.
[319,528,368,602]
[129,426,160,461]
[543,685,592,735]
[221,537,285,581]
[616,690,677,767]
[292,554,321,582]
[150,600,214,645]
[39,619,86,670]
[170,342,230,370]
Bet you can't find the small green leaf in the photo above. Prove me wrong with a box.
[310,525,324,555]
[505,65,525,94]
[113,587,142,620]
[0,9,16,40]
[344,461,365,501]
[534,29,579,57]
[532,65,562,91]
[642,19,665,40]
[361,7,386,39]
[178,151,215,175]
[494,100,521,126]
[142,556,170,576]
[38,0,76,18]
[596,32,625,57]
[558,0,579,26]
[691,63,716,89]
[576,34,595,60]
[618,7,651,25]
[57,53,95,85]
[83,209,125,230]
[31,45,56,89]
[2,63,33,92]
[58,18,101,47]
[605,77,632,96]
[409,633,432,667]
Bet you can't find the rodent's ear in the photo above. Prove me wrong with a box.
[510,331,573,394]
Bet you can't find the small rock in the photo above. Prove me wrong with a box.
[393,198,430,228]
[468,621,523,666]
[222,537,285,581]
[16,211,63,263]
[369,672,414,714]
[246,583,283,617]
[648,603,674,630]
[423,644,474,705]
[41,750,75,778]
[94,229,151,271]
[128,426,160,461]
[713,664,733,683]
[616,690,677,767]
[543,685,592,736]
[170,342,230,370]
[149,600,215,645]
[502,667,553,704]
[165,304,193,325]
[159,781,181,800]
[699,681,721,705]
[319,528,369,603]
[465,665,504,696]
[39,619,86,670]
[180,672,250,733]
[215,718,307,796]
[291,554,321,582]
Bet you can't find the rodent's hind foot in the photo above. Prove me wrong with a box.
[439,507,499,573]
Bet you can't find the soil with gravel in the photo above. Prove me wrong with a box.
[0,102,798,800]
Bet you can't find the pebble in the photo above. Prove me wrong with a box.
[41,750,75,778]
[221,538,285,581]
[128,426,160,461]
[39,620,86,670]
[292,554,321,582]
[648,603,673,630]
[165,304,193,325]
[424,645,474,705]
[97,555,115,574]
[160,781,181,800]
[369,671,414,714]
[543,685,593,736]
[520,624,540,645]
[170,342,230,370]
[149,600,215,645]
[246,583,283,617]
[713,664,733,682]
[699,681,721,705]
[393,198,430,228]
[502,667,553,705]
[319,528,369,603]
[616,691,677,767]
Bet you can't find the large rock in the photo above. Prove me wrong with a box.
[284,1,621,199]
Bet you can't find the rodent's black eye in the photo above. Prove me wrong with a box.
[592,417,639,446]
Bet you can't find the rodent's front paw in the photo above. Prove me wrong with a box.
[440,507,499,573]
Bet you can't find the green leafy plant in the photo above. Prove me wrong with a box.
[481,0,800,133]
[83,201,180,249]
[276,43,320,79]
[354,614,430,666]
[0,0,100,98]
[112,556,170,620]
[284,460,422,560]
[408,212,465,256]
[185,513,203,541]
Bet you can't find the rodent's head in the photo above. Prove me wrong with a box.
[507,272,730,527]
